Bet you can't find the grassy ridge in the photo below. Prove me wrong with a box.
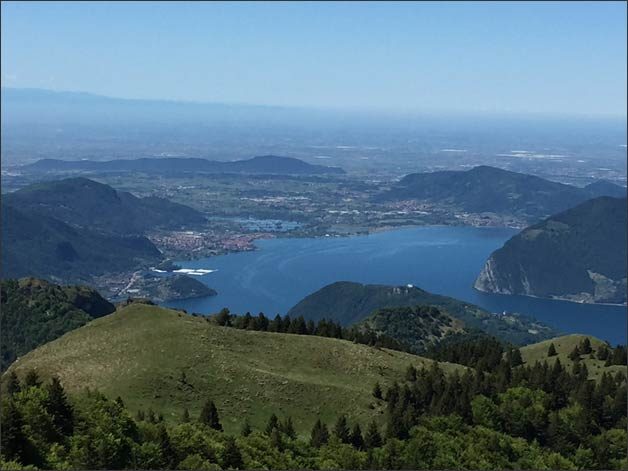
[7,303,462,434]
[519,334,625,380]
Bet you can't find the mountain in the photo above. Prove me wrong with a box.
[0,278,115,371]
[286,281,555,345]
[3,302,462,433]
[354,305,466,353]
[1,200,162,282]
[475,197,627,304]
[22,155,345,175]
[583,180,627,199]
[378,165,626,221]
[3,177,206,235]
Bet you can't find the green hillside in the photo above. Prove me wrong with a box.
[475,196,627,304]
[5,303,462,433]
[287,281,556,345]
[1,201,162,282]
[0,278,115,371]
[519,334,626,381]
[355,305,466,353]
[377,165,624,221]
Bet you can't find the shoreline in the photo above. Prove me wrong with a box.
[474,286,627,308]
[174,220,521,263]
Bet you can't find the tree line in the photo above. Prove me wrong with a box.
[209,308,408,352]
[381,352,626,468]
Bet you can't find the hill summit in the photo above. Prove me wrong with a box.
[378,165,625,221]
[475,196,627,304]
[286,281,555,345]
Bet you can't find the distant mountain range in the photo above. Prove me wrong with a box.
[286,281,555,345]
[22,155,345,176]
[378,165,626,221]
[475,196,627,304]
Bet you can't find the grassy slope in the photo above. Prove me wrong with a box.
[519,334,625,381]
[6,304,462,434]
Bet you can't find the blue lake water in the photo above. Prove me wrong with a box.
[165,226,627,345]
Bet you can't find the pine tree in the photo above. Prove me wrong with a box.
[598,372,616,397]
[240,418,252,437]
[334,414,351,443]
[597,344,610,360]
[269,314,283,332]
[136,409,145,422]
[215,308,231,326]
[296,316,308,334]
[181,407,191,423]
[221,436,244,469]
[147,408,156,423]
[350,423,365,450]
[5,371,21,395]
[508,348,524,367]
[547,343,557,357]
[157,424,176,468]
[265,413,279,435]
[372,382,383,399]
[306,320,316,335]
[405,365,417,382]
[243,312,254,330]
[0,399,27,463]
[611,346,627,365]
[270,428,283,450]
[580,337,593,355]
[309,419,329,448]
[199,400,223,431]
[257,313,269,331]
[364,420,382,449]
[23,369,42,387]
[569,345,581,361]
[281,416,296,439]
[45,376,74,436]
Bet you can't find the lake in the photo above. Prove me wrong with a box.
[165,226,627,345]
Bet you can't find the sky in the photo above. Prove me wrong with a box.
[1,1,626,116]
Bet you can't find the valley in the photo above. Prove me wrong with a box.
[2,4,627,469]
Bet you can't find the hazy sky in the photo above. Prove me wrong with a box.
[2,1,626,116]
